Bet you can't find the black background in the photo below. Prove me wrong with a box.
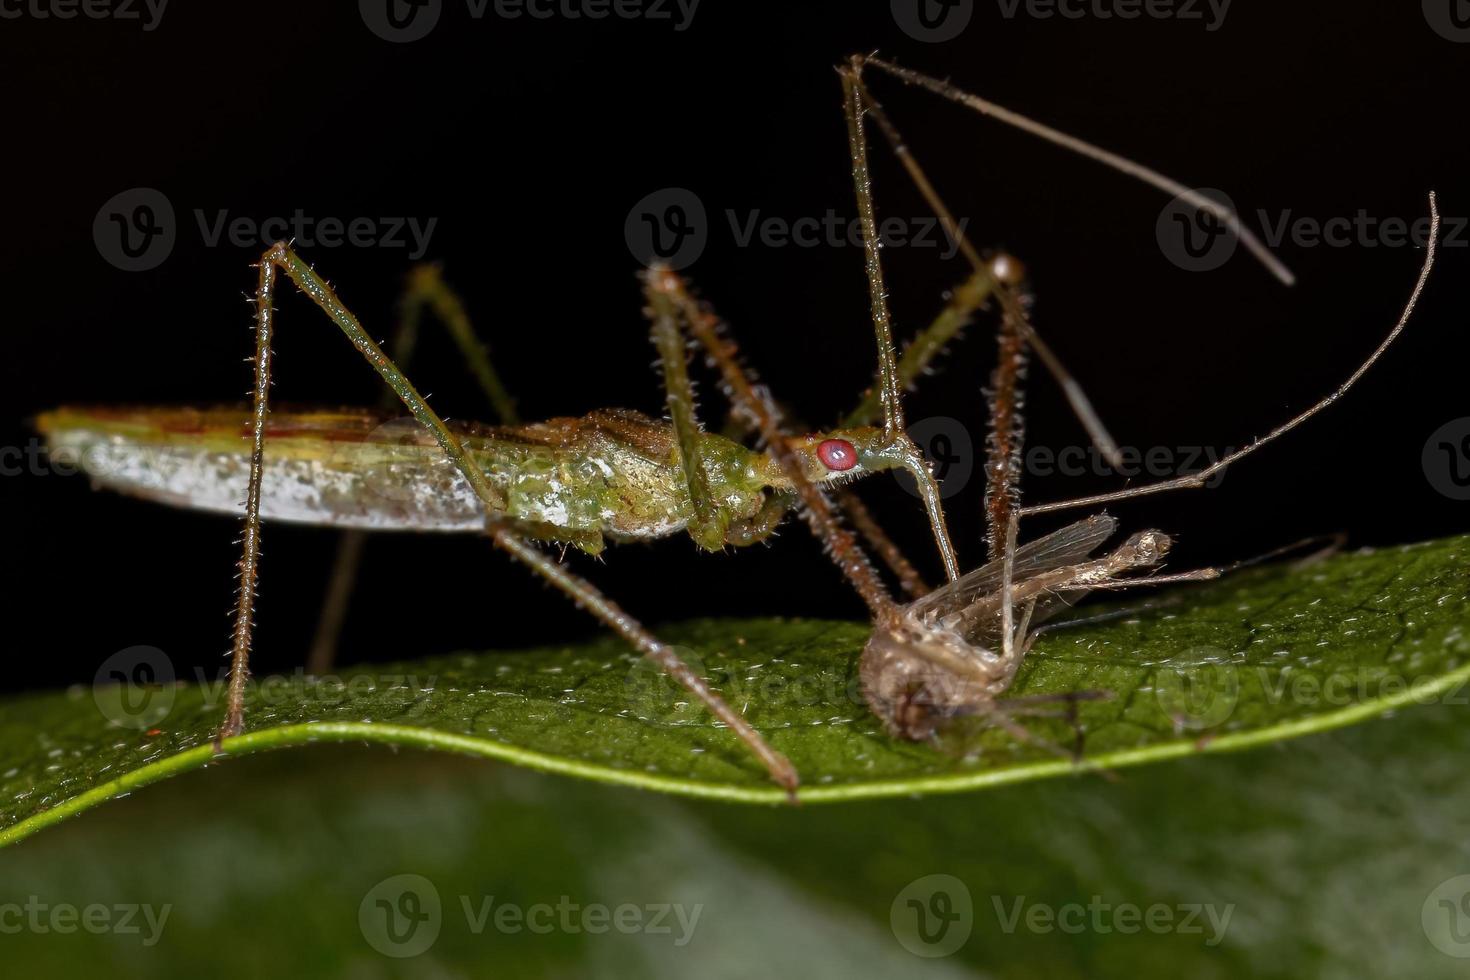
[4,1,1466,691]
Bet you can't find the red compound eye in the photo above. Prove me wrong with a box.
[816,438,858,472]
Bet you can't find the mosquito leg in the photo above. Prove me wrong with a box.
[224,243,798,795]
[860,54,1296,287]
[1083,568,1222,589]
[1021,195,1438,517]
[838,64,961,582]
[847,63,1124,468]
[305,264,520,675]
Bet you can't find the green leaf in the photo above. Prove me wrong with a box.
[3,703,1469,977]
[2,532,1468,846]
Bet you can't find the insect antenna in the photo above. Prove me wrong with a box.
[860,54,1296,287]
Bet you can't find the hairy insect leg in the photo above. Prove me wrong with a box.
[837,65,962,583]
[306,264,520,675]
[1022,195,1439,517]
[646,274,727,551]
[724,494,790,548]
[845,60,1125,470]
[643,267,898,621]
[224,243,799,796]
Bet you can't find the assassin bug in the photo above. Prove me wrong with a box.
[41,54,1427,797]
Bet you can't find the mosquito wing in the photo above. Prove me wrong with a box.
[910,514,1118,620]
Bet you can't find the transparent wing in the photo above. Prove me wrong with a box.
[910,514,1118,620]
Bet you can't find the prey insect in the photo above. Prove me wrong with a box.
[775,57,1442,752]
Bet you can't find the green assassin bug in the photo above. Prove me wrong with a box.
[41,54,1368,797]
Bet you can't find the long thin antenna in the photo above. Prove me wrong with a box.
[863,55,1296,287]
[1024,192,1439,516]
